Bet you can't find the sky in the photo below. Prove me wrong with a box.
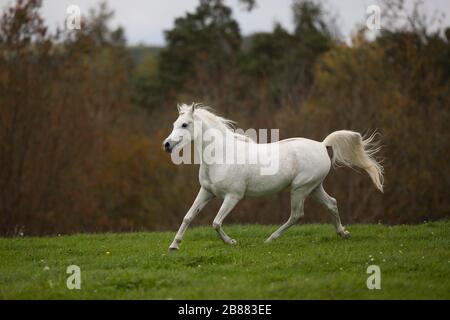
[1,0,449,45]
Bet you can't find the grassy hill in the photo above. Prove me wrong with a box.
[0,222,449,299]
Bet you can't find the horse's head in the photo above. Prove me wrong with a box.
[163,103,198,153]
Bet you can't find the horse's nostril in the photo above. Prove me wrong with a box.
[164,142,170,148]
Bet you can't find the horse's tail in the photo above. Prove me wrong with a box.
[323,130,384,193]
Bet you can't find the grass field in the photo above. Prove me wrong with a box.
[0,222,449,299]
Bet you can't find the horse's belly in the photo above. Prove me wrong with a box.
[244,165,295,197]
[244,177,292,197]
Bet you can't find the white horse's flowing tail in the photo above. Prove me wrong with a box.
[323,130,384,192]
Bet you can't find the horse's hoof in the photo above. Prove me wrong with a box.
[338,229,351,239]
[228,239,237,245]
[265,233,279,243]
[168,245,179,251]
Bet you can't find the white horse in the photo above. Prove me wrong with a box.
[163,103,383,250]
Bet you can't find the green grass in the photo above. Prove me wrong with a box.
[0,222,449,299]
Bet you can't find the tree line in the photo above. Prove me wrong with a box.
[0,0,448,235]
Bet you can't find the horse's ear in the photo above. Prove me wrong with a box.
[189,103,195,115]
[177,103,182,114]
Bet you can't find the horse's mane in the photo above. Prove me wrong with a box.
[178,103,255,143]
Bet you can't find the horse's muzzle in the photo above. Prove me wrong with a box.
[163,141,172,153]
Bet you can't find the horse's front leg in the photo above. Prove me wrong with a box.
[169,188,214,251]
[212,194,241,245]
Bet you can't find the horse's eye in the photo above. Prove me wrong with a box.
[182,123,188,128]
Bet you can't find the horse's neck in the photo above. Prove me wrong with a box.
[194,119,234,166]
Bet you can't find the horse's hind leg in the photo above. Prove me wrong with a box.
[311,184,350,238]
[265,186,308,243]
